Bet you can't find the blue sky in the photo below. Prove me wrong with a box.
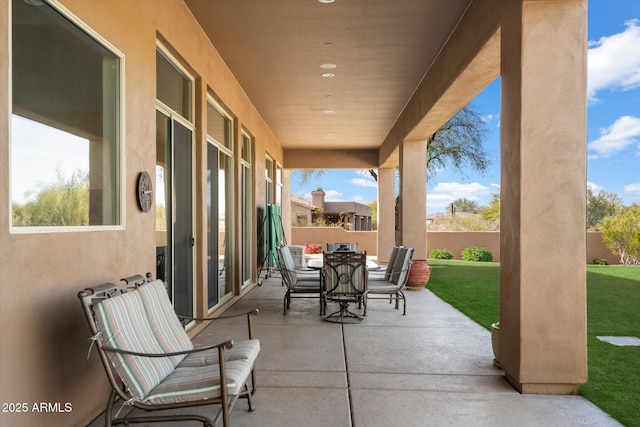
[291,0,640,215]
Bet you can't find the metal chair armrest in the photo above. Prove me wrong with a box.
[101,340,234,358]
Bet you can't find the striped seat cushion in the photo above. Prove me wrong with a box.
[179,339,260,368]
[144,359,253,405]
[323,252,367,294]
[367,282,398,293]
[94,280,193,400]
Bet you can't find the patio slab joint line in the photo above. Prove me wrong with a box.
[341,324,356,427]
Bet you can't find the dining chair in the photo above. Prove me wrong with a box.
[366,247,414,315]
[368,245,401,281]
[321,251,368,323]
[326,242,358,252]
[276,245,322,314]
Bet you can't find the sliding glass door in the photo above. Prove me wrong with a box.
[156,47,195,319]
[206,99,234,309]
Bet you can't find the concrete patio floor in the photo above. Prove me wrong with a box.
[90,274,622,426]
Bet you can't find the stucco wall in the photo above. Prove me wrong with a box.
[427,232,501,261]
[427,231,617,265]
[0,1,282,425]
[586,231,619,265]
[292,229,619,265]
[291,227,378,257]
[291,203,312,225]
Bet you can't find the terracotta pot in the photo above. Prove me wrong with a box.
[405,259,431,290]
[491,322,501,368]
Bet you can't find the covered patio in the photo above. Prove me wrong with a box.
[88,277,619,427]
[1,1,590,425]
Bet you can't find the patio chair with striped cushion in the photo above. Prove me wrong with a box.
[367,247,414,315]
[277,245,322,314]
[78,275,259,427]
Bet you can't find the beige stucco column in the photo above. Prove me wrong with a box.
[399,139,427,259]
[499,0,587,394]
[377,167,396,262]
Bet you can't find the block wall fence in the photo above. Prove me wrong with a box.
[290,228,619,265]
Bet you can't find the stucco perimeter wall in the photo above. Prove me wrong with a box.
[427,232,501,262]
[291,230,618,265]
[427,232,618,265]
[291,227,377,257]
[586,232,619,265]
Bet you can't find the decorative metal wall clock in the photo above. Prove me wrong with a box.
[137,171,153,212]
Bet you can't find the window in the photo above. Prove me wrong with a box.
[207,99,234,308]
[276,165,283,207]
[240,132,253,287]
[296,214,308,226]
[11,0,122,229]
[265,155,274,205]
[157,50,192,121]
[156,47,195,319]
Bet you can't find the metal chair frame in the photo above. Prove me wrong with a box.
[77,274,258,427]
[321,251,368,323]
[367,247,414,315]
[276,245,322,314]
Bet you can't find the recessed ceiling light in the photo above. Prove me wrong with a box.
[319,0,335,3]
[326,134,336,139]
[321,73,335,78]
[320,63,337,69]
[324,110,335,114]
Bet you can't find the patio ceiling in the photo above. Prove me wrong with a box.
[185,0,472,151]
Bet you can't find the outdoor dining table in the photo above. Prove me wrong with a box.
[306,256,380,270]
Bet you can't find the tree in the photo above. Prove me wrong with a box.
[294,104,490,244]
[479,193,500,223]
[601,203,640,265]
[426,105,489,181]
[12,169,90,226]
[586,187,622,230]
[295,104,490,186]
[369,199,378,230]
[452,198,479,214]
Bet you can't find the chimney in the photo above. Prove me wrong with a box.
[311,187,326,209]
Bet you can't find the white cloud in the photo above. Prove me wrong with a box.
[588,19,640,102]
[350,177,377,188]
[482,113,500,128]
[624,183,640,202]
[587,181,604,193]
[324,189,344,202]
[588,116,640,158]
[427,182,493,211]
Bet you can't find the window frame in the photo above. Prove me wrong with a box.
[240,130,253,288]
[9,0,126,234]
[205,96,235,311]
[265,153,275,205]
[155,43,197,325]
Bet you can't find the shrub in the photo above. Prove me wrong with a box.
[429,248,454,259]
[592,258,609,265]
[460,246,493,262]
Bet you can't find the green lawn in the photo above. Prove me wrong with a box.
[426,259,640,427]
